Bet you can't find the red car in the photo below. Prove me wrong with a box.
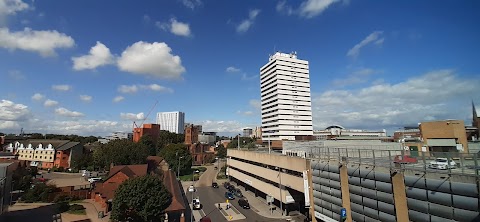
[393,155,418,164]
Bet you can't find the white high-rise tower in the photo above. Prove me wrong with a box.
[260,51,313,141]
[156,111,185,134]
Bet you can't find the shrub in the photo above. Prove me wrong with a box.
[69,204,85,211]
[54,195,71,203]
[57,201,69,213]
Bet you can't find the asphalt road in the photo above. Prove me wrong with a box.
[196,165,216,187]
[187,186,285,222]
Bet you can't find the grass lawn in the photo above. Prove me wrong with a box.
[67,209,86,215]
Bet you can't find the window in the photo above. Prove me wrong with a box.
[50,157,52,159]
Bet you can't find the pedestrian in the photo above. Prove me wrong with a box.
[218,203,221,210]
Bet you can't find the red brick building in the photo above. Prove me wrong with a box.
[184,125,215,165]
[92,164,149,212]
[133,123,161,143]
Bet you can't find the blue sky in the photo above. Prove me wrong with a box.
[1,0,479,136]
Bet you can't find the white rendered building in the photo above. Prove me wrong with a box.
[260,52,313,141]
[156,111,185,134]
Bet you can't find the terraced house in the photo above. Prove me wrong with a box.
[6,140,83,169]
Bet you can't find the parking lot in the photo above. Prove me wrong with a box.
[39,171,92,188]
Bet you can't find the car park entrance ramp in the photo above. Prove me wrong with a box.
[216,202,246,221]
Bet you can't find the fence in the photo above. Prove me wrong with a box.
[307,148,480,177]
[49,189,91,201]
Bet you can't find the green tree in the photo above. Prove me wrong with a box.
[93,139,149,169]
[22,183,58,202]
[139,134,156,156]
[159,143,192,175]
[111,175,172,222]
[73,152,94,170]
[156,131,184,154]
[216,144,227,158]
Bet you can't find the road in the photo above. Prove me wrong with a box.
[186,186,285,222]
[196,165,217,187]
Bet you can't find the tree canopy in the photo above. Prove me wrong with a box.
[156,130,184,154]
[159,143,192,175]
[139,134,156,156]
[216,144,227,158]
[93,139,149,169]
[111,175,172,222]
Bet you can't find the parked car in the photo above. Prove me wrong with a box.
[428,158,456,170]
[188,185,196,192]
[225,192,235,200]
[81,170,91,177]
[212,182,219,188]
[214,166,218,170]
[227,185,236,192]
[192,198,201,210]
[224,182,231,189]
[238,198,250,209]
[88,177,102,183]
[393,155,418,164]
[199,217,212,222]
[234,189,243,197]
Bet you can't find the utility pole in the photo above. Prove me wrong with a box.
[278,167,283,217]
[237,134,240,150]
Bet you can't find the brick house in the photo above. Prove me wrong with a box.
[92,164,149,212]
[10,140,83,169]
[185,125,215,165]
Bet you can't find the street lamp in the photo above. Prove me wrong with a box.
[178,156,184,179]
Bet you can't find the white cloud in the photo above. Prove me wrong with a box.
[237,110,254,116]
[0,99,30,121]
[0,27,75,57]
[72,41,114,70]
[226,66,240,73]
[226,66,257,80]
[299,0,340,18]
[113,96,124,103]
[142,84,173,93]
[117,41,186,79]
[312,70,480,130]
[195,120,253,133]
[236,9,260,33]
[54,107,84,118]
[118,85,138,94]
[52,84,72,91]
[79,95,92,102]
[332,68,380,87]
[156,18,192,37]
[31,93,45,101]
[0,0,29,24]
[180,0,202,10]
[118,84,173,94]
[120,112,145,121]
[43,99,58,107]
[347,31,384,58]
[33,119,126,136]
[276,1,293,15]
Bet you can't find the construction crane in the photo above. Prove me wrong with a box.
[132,100,159,139]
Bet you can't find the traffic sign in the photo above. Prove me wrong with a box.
[340,208,347,218]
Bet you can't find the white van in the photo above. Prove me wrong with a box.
[88,177,102,183]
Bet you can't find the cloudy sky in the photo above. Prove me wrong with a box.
[0,0,479,136]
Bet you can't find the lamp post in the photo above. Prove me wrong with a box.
[237,134,240,150]
[178,156,184,179]
[277,167,283,217]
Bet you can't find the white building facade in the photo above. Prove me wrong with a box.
[156,111,185,134]
[260,52,313,141]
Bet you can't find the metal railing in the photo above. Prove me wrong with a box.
[307,148,480,177]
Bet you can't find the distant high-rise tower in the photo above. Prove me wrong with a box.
[260,51,313,141]
[156,111,185,134]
